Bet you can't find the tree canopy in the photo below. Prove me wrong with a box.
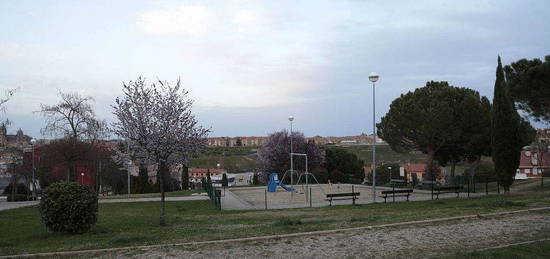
[112,77,209,225]
[505,55,550,122]
[378,81,492,180]
[323,147,364,184]
[257,130,324,177]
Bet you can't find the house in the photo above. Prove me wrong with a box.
[402,163,446,183]
[188,168,227,184]
[364,163,446,183]
[515,149,550,179]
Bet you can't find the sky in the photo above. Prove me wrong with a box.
[0,0,549,138]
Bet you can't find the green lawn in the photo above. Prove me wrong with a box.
[98,190,201,199]
[1,185,550,256]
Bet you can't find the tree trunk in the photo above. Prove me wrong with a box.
[425,149,436,182]
[449,160,457,185]
[158,161,167,226]
[11,174,17,201]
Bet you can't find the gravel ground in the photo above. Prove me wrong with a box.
[228,185,481,210]
[97,211,550,259]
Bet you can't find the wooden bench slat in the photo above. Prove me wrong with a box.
[326,192,360,198]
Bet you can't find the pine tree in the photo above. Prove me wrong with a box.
[491,56,530,192]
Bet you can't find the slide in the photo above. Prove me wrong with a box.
[279,182,295,192]
[267,173,295,192]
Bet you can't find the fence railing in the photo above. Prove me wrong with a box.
[204,182,221,210]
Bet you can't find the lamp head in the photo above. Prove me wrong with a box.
[288,116,294,122]
[30,138,36,144]
[368,72,379,83]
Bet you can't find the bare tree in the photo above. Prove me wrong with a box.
[39,91,103,140]
[112,77,209,225]
[38,91,108,183]
[0,88,17,127]
[532,136,549,187]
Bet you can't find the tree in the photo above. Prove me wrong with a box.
[492,56,535,192]
[38,139,94,183]
[323,148,364,184]
[252,172,259,185]
[39,91,105,140]
[532,135,549,187]
[0,88,16,128]
[112,77,209,225]
[257,130,324,178]
[38,91,108,183]
[434,93,492,184]
[378,81,488,181]
[505,55,550,122]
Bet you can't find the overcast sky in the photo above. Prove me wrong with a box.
[1,0,549,138]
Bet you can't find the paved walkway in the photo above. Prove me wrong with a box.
[0,195,209,211]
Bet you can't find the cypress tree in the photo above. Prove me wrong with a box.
[491,56,523,192]
[221,173,228,188]
[181,165,189,190]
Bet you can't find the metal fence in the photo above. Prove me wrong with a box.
[204,182,221,210]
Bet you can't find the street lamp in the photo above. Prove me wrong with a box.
[288,116,294,189]
[369,72,380,203]
[30,138,37,201]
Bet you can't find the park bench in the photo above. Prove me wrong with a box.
[434,185,462,199]
[326,192,360,206]
[379,189,413,203]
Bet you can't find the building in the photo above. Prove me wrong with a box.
[188,168,227,184]
[0,126,34,192]
[210,173,236,187]
[516,149,550,179]
[206,133,381,147]
[364,163,446,183]
[0,126,32,149]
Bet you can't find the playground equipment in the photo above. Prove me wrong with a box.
[267,173,295,192]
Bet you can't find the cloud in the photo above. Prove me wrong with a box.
[138,5,215,36]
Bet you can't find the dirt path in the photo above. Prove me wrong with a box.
[108,211,550,259]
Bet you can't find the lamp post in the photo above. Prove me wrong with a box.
[288,116,294,189]
[30,138,37,201]
[369,72,380,203]
[388,166,392,181]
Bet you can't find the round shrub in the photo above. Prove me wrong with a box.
[2,183,31,202]
[39,182,98,233]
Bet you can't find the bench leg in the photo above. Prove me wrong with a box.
[353,196,356,206]
[457,192,460,198]
[383,196,387,203]
[329,199,332,206]
[406,194,410,202]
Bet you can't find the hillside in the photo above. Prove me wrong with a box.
[189,145,430,172]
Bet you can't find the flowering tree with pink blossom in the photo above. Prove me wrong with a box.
[257,130,324,178]
[112,77,209,225]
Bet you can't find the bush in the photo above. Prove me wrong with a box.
[2,183,31,202]
[39,182,98,233]
[366,163,401,186]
